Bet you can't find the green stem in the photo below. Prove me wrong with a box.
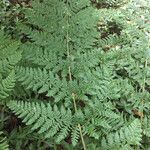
[72,93,87,150]
[66,3,87,149]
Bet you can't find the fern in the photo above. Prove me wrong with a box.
[7,97,124,147]
[0,31,21,101]
[0,29,22,149]
[0,131,9,150]
[7,100,73,143]
[0,0,149,149]
[92,0,129,7]
[0,71,16,100]
[101,119,142,149]
[0,31,22,75]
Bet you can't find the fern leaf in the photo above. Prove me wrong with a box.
[7,100,73,142]
[71,126,80,146]
[0,71,16,100]
[0,132,9,150]
[101,119,142,149]
[0,31,21,74]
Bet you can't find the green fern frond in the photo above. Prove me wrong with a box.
[92,0,129,7]
[7,100,73,143]
[0,31,21,74]
[143,117,150,137]
[16,66,93,106]
[98,34,130,51]
[101,119,142,149]
[0,71,16,100]
[0,131,9,150]
[2,0,149,149]
[16,67,73,104]
[83,99,123,139]
[71,126,80,146]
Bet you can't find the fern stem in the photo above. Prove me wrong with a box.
[66,3,87,149]
[72,93,87,150]
[67,28,87,150]
[78,124,87,150]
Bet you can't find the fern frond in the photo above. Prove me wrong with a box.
[101,119,142,149]
[143,117,150,137]
[83,99,123,139]
[0,132,9,150]
[92,0,129,7]
[16,67,72,103]
[16,66,92,105]
[71,126,80,146]
[0,71,16,100]
[0,31,21,74]
[7,100,73,143]
[3,0,149,149]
